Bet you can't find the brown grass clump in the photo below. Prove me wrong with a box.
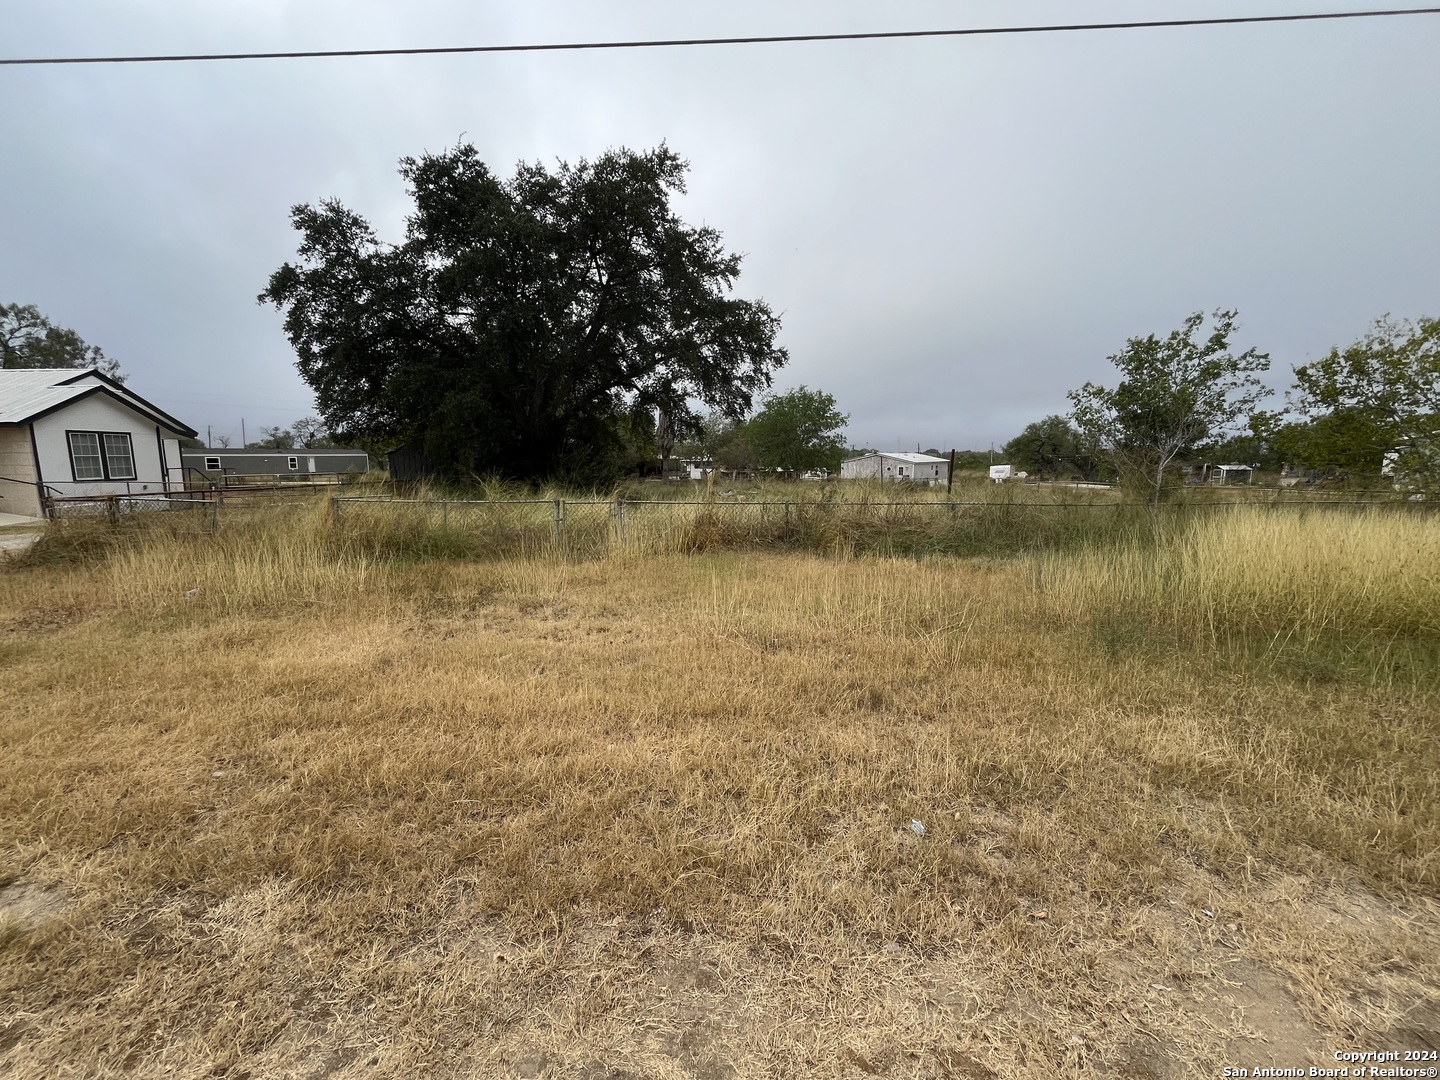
[1,503,1437,1077]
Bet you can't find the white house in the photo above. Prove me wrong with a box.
[0,368,196,518]
[839,452,949,485]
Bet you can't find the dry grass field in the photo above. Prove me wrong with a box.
[2,499,1438,1078]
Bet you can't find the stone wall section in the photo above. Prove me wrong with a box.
[0,425,43,517]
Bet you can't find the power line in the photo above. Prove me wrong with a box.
[3,7,1438,67]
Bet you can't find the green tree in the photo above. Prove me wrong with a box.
[1069,310,1271,504]
[1,303,123,380]
[1286,315,1440,482]
[260,143,786,484]
[251,426,296,450]
[291,416,335,449]
[711,420,759,474]
[1002,415,1106,480]
[1195,410,1285,471]
[745,386,849,475]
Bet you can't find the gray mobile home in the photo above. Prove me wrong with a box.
[181,448,369,481]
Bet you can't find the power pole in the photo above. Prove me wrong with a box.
[207,425,212,449]
[947,449,956,493]
[241,418,247,448]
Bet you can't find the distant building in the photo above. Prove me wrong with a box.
[0,368,196,518]
[181,447,369,481]
[839,452,948,485]
[1186,463,1255,485]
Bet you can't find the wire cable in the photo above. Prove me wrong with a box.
[3,7,1439,66]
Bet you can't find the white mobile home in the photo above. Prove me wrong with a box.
[0,368,196,518]
[839,452,949,485]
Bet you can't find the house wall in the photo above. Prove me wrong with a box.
[840,455,884,480]
[909,460,947,484]
[31,395,173,499]
[161,438,184,489]
[0,424,43,517]
[840,455,948,484]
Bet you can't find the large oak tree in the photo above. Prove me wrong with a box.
[261,144,786,482]
[1,303,123,380]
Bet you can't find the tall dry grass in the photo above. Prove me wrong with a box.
[1040,506,1440,637]
[2,494,1438,1076]
[1030,507,1440,693]
[18,497,1438,648]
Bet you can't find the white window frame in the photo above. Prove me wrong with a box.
[287,455,299,471]
[66,430,137,481]
[204,456,222,471]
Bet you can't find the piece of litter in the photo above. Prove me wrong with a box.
[908,819,926,836]
[882,941,903,954]
[1150,983,1175,992]
[1066,1034,1086,1047]
[183,588,200,600]
[210,770,224,779]
[1226,922,1239,932]
[1202,909,1215,918]
[1028,910,1049,920]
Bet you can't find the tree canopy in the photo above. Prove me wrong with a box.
[260,143,787,483]
[745,386,849,474]
[1,303,123,380]
[1001,415,1106,481]
[247,417,335,451]
[1069,310,1270,503]
[1282,315,1440,481]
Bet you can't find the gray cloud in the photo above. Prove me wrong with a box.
[3,1,1437,450]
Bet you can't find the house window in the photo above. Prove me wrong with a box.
[103,434,136,479]
[204,456,222,471]
[67,431,136,481]
[287,456,299,471]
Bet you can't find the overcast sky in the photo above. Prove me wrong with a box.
[4,1,1438,450]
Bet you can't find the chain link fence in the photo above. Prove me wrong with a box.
[326,494,1437,559]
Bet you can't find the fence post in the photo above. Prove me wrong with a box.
[330,495,342,527]
[610,497,625,545]
[442,500,449,529]
[553,499,566,553]
[105,494,119,525]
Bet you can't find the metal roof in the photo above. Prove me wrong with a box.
[845,451,948,463]
[0,368,197,436]
[0,369,96,424]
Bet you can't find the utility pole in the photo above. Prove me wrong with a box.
[947,448,956,493]
[207,425,212,449]
[241,418,247,448]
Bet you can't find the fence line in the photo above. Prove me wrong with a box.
[325,493,1437,558]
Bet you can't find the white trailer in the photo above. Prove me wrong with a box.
[839,452,949,485]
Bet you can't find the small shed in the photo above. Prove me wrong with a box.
[1207,463,1254,485]
[839,452,949,485]
[385,445,433,482]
